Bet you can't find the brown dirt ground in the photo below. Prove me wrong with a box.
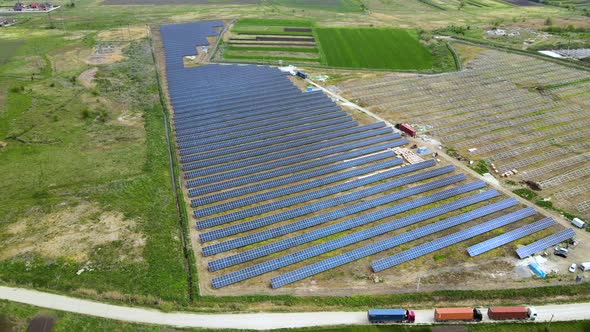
[96,25,148,42]
[83,44,128,65]
[1,202,145,263]
[78,67,98,88]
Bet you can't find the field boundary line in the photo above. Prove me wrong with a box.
[147,24,196,302]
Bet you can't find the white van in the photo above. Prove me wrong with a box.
[572,218,586,229]
[580,262,590,272]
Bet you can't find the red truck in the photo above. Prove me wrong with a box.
[434,307,483,322]
[396,123,416,137]
[487,306,537,320]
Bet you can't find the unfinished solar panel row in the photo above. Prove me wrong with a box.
[270,194,514,288]
[212,181,493,288]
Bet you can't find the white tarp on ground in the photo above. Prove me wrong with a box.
[538,50,564,58]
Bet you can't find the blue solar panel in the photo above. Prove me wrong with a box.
[371,207,537,272]
[181,123,384,163]
[269,195,513,288]
[180,121,357,158]
[177,112,349,145]
[206,176,476,270]
[467,217,557,257]
[184,135,406,181]
[515,228,576,259]
[186,141,400,189]
[178,116,353,151]
[175,104,342,135]
[193,158,400,212]
[211,187,501,289]
[182,124,391,168]
[199,160,439,238]
[197,161,444,229]
[175,93,331,125]
[192,152,394,203]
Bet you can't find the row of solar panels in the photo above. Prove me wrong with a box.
[160,22,575,290]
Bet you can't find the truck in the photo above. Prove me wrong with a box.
[395,123,417,138]
[295,71,308,79]
[580,262,590,271]
[367,309,415,323]
[487,306,537,320]
[572,218,586,229]
[434,307,482,322]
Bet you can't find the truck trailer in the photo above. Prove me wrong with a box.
[434,307,483,322]
[367,309,415,323]
[395,123,417,138]
[487,306,537,320]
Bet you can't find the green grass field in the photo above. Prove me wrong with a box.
[0,29,190,305]
[315,28,434,70]
[270,0,363,12]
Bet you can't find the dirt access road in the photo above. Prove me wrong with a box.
[1,286,590,329]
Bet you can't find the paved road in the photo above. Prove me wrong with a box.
[2,286,590,329]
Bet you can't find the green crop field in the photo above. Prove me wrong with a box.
[270,0,363,12]
[0,40,23,65]
[315,28,434,70]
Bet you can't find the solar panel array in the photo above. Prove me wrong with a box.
[515,228,576,258]
[160,22,553,290]
[271,194,512,288]
[371,207,538,272]
[467,217,557,257]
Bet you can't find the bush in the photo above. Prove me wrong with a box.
[545,17,553,26]
[81,108,91,119]
[9,86,25,93]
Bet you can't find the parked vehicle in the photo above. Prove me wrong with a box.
[434,307,482,322]
[569,263,578,272]
[487,306,537,320]
[367,309,415,323]
[579,262,590,271]
[572,218,586,229]
[555,250,568,258]
[395,123,417,137]
[295,71,308,79]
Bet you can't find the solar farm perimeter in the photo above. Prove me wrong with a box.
[337,46,590,222]
[159,22,579,296]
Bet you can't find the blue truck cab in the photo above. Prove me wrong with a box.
[367,309,416,323]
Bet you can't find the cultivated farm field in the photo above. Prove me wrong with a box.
[315,28,434,70]
[222,18,321,64]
